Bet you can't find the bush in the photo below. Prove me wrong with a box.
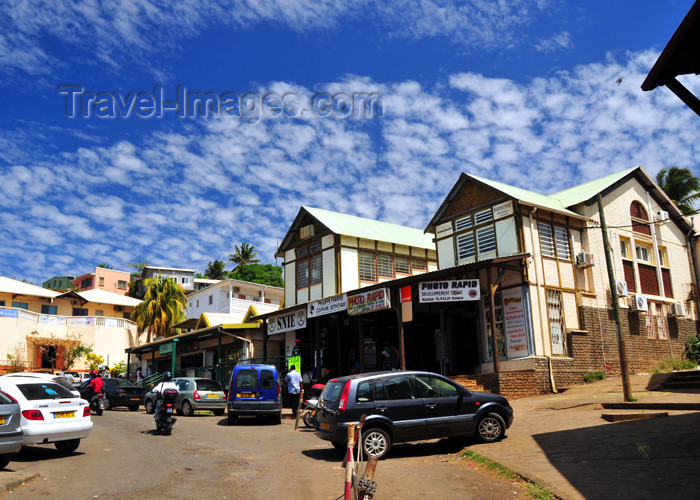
[650,357,697,374]
[582,371,605,383]
[686,334,700,364]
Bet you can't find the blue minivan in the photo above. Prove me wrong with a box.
[227,364,282,425]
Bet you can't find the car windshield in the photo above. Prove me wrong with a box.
[51,377,77,392]
[0,392,15,405]
[106,379,134,387]
[236,370,258,389]
[195,379,222,392]
[320,380,344,410]
[17,383,76,400]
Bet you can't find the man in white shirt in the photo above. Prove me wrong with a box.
[152,371,178,420]
[284,365,303,417]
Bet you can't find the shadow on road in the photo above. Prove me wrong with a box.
[12,446,85,462]
[532,412,700,499]
[216,417,280,427]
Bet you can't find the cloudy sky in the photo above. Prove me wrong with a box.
[1,0,699,285]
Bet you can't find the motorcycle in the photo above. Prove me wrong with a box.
[89,392,107,416]
[154,388,179,435]
[301,383,325,429]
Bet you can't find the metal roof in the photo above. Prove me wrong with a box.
[548,167,638,207]
[55,288,142,307]
[0,276,60,298]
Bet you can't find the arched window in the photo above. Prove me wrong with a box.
[630,201,651,235]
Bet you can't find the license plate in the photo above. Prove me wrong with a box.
[166,407,173,413]
[130,397,140,401]
[207,394,218,399]
[320,422,330,430]
[0,416,5,424]
[237,393,254,398]
[54,411,75,419]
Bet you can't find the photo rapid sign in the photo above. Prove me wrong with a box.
[418,279,480,303]
[347,288,390,316]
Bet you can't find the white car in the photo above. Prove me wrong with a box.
[2,373,80,397]
[0,377,92,454]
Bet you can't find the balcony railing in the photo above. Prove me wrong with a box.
[0,306,137,332]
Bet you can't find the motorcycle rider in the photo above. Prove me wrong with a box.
[152,371,178,422]
[87,369,104,410]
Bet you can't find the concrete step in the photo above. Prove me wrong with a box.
[602,402,700,410]
[660,370,700,390]
[602,412,668,422]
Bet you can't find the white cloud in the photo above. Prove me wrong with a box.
[535,31,573,54]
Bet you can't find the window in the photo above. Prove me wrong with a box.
[412,259,427,271]
[620,238,630,259]
[476,225,497,255]
[0,301,5,307]
[658,248,667,267]
[539,222,570,259]
[72,308,88,316]
[260,369,275,389]
[356,381,373,402]
[457,232,475,261]
[12,302,28,310]
[208,295,213,305]
[546,289,566,355]
[99,277,105,286]
[95,309,104,316]
[310,255,322,285]
[414,375,459,398]
[395,256,410,274]
[359,252,376,281]
[117,280,127,289]
[196,300,199,308]
[646,302,668,339]
[474,208,494,225]
[182,277,189,284]
[171,277,178,284]
[296,241,322,289]
[483,293,506,359]
[455,215,473,231]
[80,277,93,288]
[41,305,57,315]
[635,244,651,263]
[630,201,651,235]
[377,254,393,278]
[375,375,416,401]
[177,380,189,391]
[235,369,257,389]
[297,259,309,288]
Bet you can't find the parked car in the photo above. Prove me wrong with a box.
[0,377,92,454]
[0,390,23,469]
[144,377,226,416]
[2,372,80,397]
[314,371,514,459]
[77,378,145,411]
[227,364,282,425]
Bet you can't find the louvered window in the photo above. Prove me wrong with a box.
[539,223,555,257]
[359,252,376,281]
[377,254,393,278]
[474,208,494,225]
[457,232,475,261]
[394,256,410,274]
[476,226,497,255]
[455,216,473,231]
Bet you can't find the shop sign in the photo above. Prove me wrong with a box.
[419,280,480,303]
[0,309,18,318]
[503,287,528,358]
[307,293,347,318]
[267,309,307,335]
[493,200,514,220]
[159,343,173,354]
[347,288,390,316]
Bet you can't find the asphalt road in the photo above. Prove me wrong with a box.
[1,409,524,500]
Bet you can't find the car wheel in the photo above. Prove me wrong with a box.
[55,439,80,455]
[181,400,194,416]
[476,413,506,443]
[227,414,237,425]
[145,399,154,414]
[128,405,139,412]
[212,409,225,417]
[0,454,12,470]
[362,428,391,459]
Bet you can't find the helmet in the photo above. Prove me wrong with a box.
[163,371,172,381]
[91,370,98,376]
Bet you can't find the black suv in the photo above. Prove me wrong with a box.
[314,371,514,459]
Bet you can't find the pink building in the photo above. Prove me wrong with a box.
[73,268,132,296]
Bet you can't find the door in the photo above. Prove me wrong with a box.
[373,374,426,442]
[413,374,474,438]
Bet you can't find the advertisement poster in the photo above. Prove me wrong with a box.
[419,280,480,303]
[347,288,390,316]
[267,309,306,335]
[503,287,529,358]
[307,293,347,318]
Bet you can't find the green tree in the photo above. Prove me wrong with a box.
[228,243,260,271]
[98,263,113,269]
[126,259,150,298]
[131,275,187,342]
[229,263,284,287]
[656,167,700,215]
[204,260,227,280]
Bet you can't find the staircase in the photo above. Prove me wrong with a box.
[135,372,163,389]
[449,375,487,392]
[660,370,700,390]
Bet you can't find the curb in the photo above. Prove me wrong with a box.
[0,472,40,493]
[601,402,700,410]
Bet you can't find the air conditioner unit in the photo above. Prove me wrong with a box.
[656,210,670,223]
[300,224,314,239]
[575,252,595,268]
[670,302,685,317]
[630,294,648,313]
[615,280,629,297]
[71,299,79,306]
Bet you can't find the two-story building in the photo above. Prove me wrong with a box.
[0,276,141,373]
[73,267,132,296]
[137,266,197,296]
[42,275,75,291]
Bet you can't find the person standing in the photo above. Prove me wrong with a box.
[284,365,303,417]
[136,367,143,382]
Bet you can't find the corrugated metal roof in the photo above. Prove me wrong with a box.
[467,174,584,218]
[0,277,60,298]
[72,289,142,307]
[304,206,435,248]
[549,167,638,207]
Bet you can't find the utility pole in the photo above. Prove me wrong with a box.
[597,193,633,401]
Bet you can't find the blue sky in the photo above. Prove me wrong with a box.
[1,0,699,285]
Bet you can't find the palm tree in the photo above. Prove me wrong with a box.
[131,275,187,343]
[656,167,700,215]
[204,260,227,280]
[228,243,260,270]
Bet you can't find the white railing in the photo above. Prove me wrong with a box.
[0,306,137,332]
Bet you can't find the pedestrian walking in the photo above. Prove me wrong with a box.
[284,365,303,417]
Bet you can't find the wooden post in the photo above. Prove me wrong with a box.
[358,455,379,500]
[487,266,500,373]
[345,423,356,500]
[294,387,304,430]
